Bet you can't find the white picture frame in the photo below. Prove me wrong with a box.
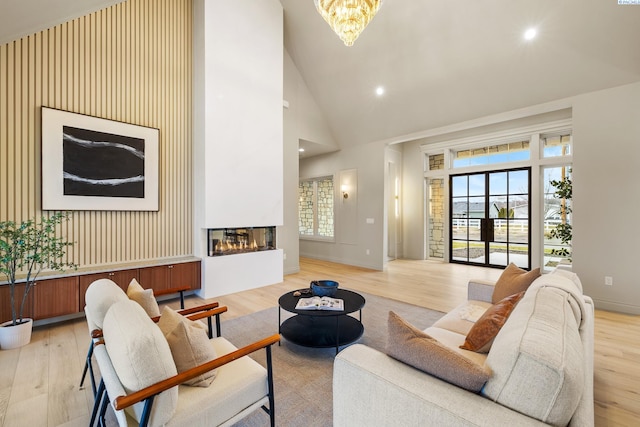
[41,107,159,211]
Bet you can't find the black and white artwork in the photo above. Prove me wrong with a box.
[42,107,159,211]
[62,126,145,198]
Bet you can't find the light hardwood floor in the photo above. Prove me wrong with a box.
[0,258,638,426]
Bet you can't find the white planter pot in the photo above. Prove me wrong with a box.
[0,318,33,350]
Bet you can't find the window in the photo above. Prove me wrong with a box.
[424,122,573,269]
[452,141,530,168]
[298,176,334,238]
[542,134,571,158]
[543,166,572,268]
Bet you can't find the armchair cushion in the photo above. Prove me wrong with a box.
[103,300,178,426]
[169,337,270,427]
[158,307,218,387]
[127,278,161,317]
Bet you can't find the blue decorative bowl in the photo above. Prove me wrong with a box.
[310,280,339,297]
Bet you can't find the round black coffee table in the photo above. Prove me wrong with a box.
[278,288,365,354]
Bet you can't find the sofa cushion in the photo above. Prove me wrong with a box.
[423,326,488,367]
[482,286,584,426]
[127,278,161,318]
[386,311,491,392]
[158,307,217,387]
[431,300,492,336]
[492,263,540,303]
[460,291,524,353]
[103,300,178,425]
[85,278,128,329]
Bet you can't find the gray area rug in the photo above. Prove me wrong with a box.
[227,292,444,427]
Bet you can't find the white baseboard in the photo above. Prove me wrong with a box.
[592,298,640,315]
[299,252,381,271]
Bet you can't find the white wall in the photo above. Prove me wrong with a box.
[401,139,426,260]
[195,0,283,230]
[384,146,404,260]
[193,0,284,298]
[299,142,386,270]
[281,51,300,274]
[398,81,640,314]
[572,81,640,314]
[282,50,338,274]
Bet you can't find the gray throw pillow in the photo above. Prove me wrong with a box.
[386,311,491,392]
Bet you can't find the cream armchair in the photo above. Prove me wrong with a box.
[88,298,278,427]
[81,279,223,397]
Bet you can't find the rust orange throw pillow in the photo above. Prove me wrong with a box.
[492,263,540,304]
[460,291,525,353]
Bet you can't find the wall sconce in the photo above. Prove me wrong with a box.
[341,185,349,199]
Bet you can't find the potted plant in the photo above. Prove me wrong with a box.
[0,212,76,349]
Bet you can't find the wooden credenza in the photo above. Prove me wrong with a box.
[0,259,201,324]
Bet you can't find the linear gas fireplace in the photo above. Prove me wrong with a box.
[207,226,276,256]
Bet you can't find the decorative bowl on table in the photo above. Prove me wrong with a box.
[310,280,339,297]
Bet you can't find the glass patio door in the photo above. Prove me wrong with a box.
[450,168,531,269]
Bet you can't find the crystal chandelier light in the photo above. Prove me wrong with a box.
[314,0,383,47]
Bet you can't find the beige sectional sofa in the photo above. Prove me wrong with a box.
[333,269,594,427]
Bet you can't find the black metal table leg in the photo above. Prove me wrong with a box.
[335,316,340,354]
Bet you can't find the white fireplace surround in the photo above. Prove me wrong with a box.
[193,0,284,298]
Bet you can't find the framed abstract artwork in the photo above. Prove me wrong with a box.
[41,107,159,211]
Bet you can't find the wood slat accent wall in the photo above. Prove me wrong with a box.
[0,0,193,268]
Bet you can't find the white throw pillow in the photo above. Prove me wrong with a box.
[85,278,128,329]
[158,307,217,387]
[103,300,178,425]
[127,278,161,317]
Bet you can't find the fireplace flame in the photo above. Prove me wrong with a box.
[208,227,275,256]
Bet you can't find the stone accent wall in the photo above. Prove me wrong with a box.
[429,154,445,171]
[298,177,334,238]
[317,178,334,237]
[298,181,314,235]
[428,154,445,258]
[429,178,445,259]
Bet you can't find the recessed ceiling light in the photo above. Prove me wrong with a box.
[375,86,385,96]
[524,27,537,41]
[299,148,305,152]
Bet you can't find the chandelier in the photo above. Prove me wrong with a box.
[314,0,383,47]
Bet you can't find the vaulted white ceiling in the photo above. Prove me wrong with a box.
[2,0,639,150]
[281,0,640,148]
